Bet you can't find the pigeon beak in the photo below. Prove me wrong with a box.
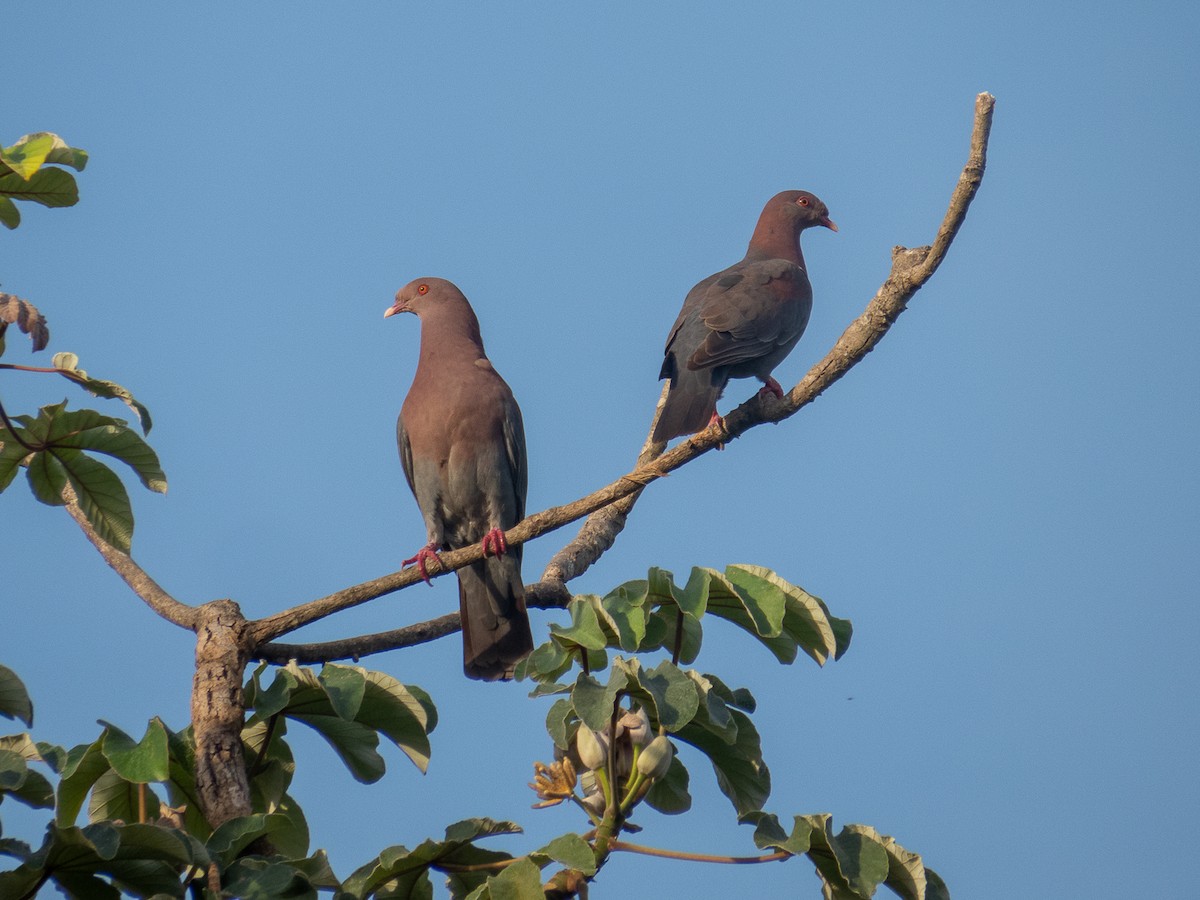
[820,216,838,232]
[384,299,408,318]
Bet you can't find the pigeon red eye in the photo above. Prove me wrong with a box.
[798,197,810,207]
[418,284,429,295]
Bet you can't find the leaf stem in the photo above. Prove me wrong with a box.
[0,393,39,451]
[608,839,792,865]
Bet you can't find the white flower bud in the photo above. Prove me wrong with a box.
[635,735,674,781]
[576,725,608,771]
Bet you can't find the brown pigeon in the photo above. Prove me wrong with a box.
[653,190,837,443]
[385,277,534,680]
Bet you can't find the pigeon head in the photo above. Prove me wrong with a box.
[385,277,465,318]
[773,190,838,233]
[746,190,837,261]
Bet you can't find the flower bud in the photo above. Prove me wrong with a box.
[619,707,653,747]
[575,725,608,772]
[635,735,674,780]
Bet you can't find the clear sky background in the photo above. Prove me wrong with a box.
[4,4,1198,898]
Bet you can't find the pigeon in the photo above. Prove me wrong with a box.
[653,190,837,443]
[385,277,534,680]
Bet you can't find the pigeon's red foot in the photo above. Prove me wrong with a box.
[481,527,508,558]
[402,542,441,584]
[757,376,784,400]
[705,411,728,451]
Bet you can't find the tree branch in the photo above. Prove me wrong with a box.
[61,482,199,630]
[252,91,995,659]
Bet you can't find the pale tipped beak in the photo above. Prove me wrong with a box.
[821,216,838,232]
[384,303,404,318]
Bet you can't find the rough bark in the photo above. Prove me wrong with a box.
[191,599,254,827]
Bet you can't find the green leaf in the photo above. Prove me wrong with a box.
[4,762,55,810]
[344,819,520,900]
[56,739,111,826]
[291,712,385,783]
[0,167,79,207]
[0,133,55,179]
[549,597,610,653]
[727,565,840,665]
[359,668,434,772]
[87,769,163,824]
[702,567,785,641]
[0,196,19,229]
[676,707,769,816]
[0,748,29,791]
[39,402,164,487]
[101,719,170,783]
[620,658,699,733]
[206,813,294,866]
[532,833,596,875]
[544,698,575,751]
[643,753,692,814]
[570,670,627,733]
[481,857,543,900]
[52,353,155,434]
[0,427,34,491]
[319,663,367,721]
[0,293,50,352]
[742,810,813,856]
[682,671,738,744]
[802,814,891,900]
[224,858,317,900]
[58,449,135,551]
[26,444,69,505]
[0,663,33,726]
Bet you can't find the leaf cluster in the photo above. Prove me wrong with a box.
[0,132,87,230]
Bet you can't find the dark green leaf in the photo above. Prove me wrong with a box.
[101,719,170,783]
[61,450,135,550]
[224,858,317,900]
[320,663,367,721]
[0,748,29,791]
[802,814,891,899]
[0,196,19,229]
[291,713,385,783]
[0,428,34,491]
[26,444,69,505]
[0,663,33,726]
[569,670,627,733]
[676,708,769,816]
[87,770,163,824]
[0,167,79,207]
[56,739,111,826]
[481,857,543,900]
[703,567,785,641]
[532,833,596,875]
[206,813,296,866]
[545,698,575,751]
[741,810,813,855]
[643,753,691,814]
[549,597,610,652]
[622,658,698,733]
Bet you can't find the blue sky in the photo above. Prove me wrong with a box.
[4,4,1198,897]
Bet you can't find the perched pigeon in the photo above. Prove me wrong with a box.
[386,278,534,680]
[654,190,837,442]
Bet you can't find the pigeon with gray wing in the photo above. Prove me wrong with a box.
[654,190,837,442]
[386,277,534,680]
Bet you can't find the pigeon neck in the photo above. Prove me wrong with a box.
[746,216,805,267]
[418,310,487,368]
